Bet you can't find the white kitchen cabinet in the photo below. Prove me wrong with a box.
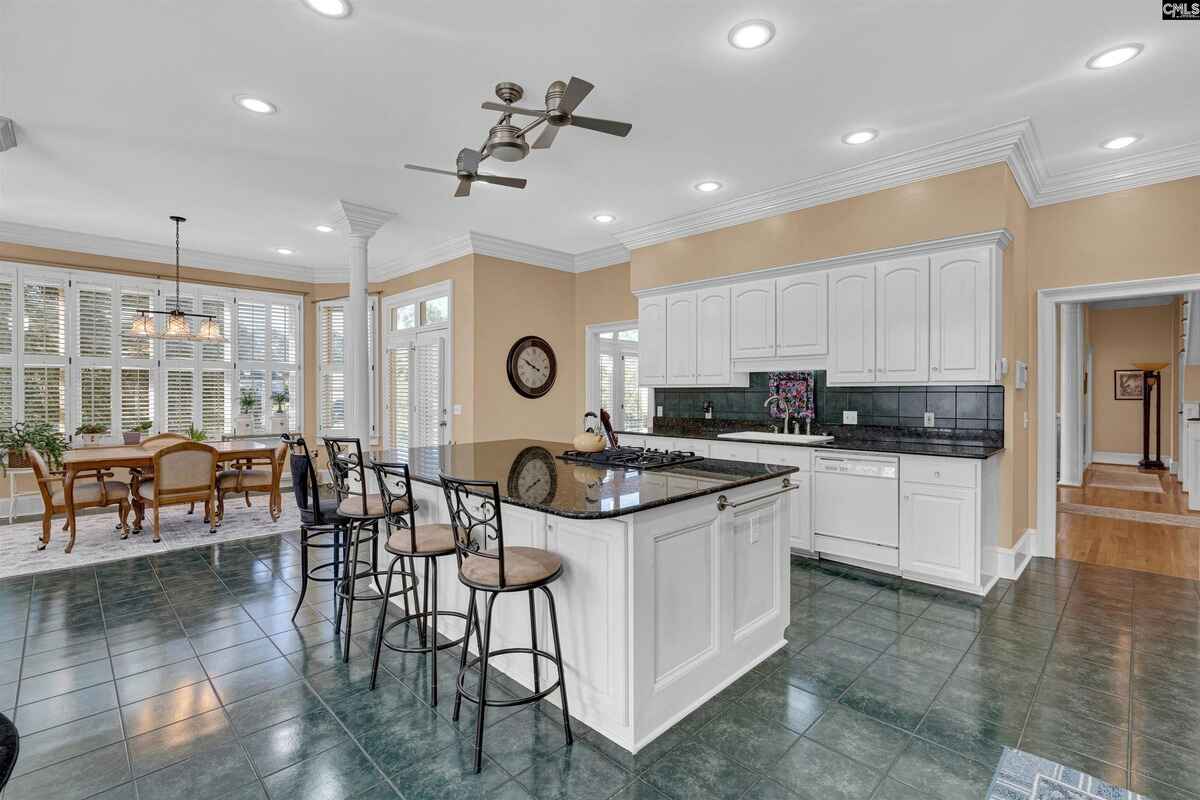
[900,481,977,587]
[787,471,812,552]
[709,441,760,462]
[731,279,776,359]
[929,247,997,384]
[638,296,667,386]
[666,292,698,385]
[828,264,876,384]
[776,272,828,357]
[696,287,732,385]
[875,256,930,383]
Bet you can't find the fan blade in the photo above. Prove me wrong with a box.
[405,164,460,176]
[458,147,481,174]
[455,178,472,197]
[569,115,632,137]
[532,124,560,149]
[474,174,528,189]
[558,76,594,114]
[481,101,545,117]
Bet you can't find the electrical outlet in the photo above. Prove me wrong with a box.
[656,405,664,417]
[923,412,935,427]
[842,410,858,425]
[452,404,463,416]
[1023,411,1030,430]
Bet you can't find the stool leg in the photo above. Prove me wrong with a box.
[453,587,476,723]
[371,521,384,596]
[343,521,361,661]
[332,527,344,633]
[418,558,430,649]
[472,592,498,774]
[292,528,310,622]
[429,559,439,707]
[370,554,401,691]
[543,586,573,745]
[528,590,541,695]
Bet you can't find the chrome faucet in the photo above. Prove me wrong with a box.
[765,394,794,434]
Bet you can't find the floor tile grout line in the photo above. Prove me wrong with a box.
[94,566,141,800]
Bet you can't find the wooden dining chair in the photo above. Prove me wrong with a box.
[27,445,130,553]
[215,441,287,522]
[132,441,220,542]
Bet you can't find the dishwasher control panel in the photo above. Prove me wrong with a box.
[813,454,898,479]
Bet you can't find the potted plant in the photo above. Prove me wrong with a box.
[236,388,257,435]
[124,419,153,445]
[75,422,109,446]
[0,423,70,471]
[185,424,208,442]
[270,387,290,434]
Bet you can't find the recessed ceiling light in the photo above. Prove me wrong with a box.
[235,95,277,114]
[315,225,334,233]
[694,181,723,193]
[593,214,616,224]
[728,20,775,50]
[303,0,352,17]
[842,129,878,145]
[1087,43,1143,69]
[275,247,295,255]
[1101,135,1140,150]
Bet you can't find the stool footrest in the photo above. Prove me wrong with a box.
[455,647,563,708]
[380,610,472,655]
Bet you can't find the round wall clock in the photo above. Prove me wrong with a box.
[506,336,557,399]
[507,446,558,505]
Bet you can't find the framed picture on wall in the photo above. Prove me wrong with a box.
[1114,369,1144,400]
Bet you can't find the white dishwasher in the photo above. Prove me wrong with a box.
[812,451,900,569]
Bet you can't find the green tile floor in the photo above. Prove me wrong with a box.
[2,533,1199,799]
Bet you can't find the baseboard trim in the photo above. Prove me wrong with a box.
[985,529,1035,581]
[1092,452,1174,468]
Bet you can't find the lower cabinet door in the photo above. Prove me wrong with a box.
[899,481,976,586]
[788,472,812,552]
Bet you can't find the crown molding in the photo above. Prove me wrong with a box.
[469,231,576,271]
[1028,138,1200,207]
[0,219,319,283]
[334,200,398,239]
[573,243,631,272]
[370,233,474,282]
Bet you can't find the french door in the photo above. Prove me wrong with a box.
[385,329,448,450]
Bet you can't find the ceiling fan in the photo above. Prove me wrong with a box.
[404,147,528,197]
[481,76,633,151]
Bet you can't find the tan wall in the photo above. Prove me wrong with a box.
[572,263,638,422]
[1000,170,1031,545]
[1088,306,1177,458]
[1186,366,1200,401]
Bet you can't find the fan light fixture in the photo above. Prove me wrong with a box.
[1102,135,1140,150]
[728,20,775,50]
[1087,44,1142,69]
[128,216,228,343]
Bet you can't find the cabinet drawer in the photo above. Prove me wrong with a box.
[756,445,811,471]
[900,456,976,488]
[709,442,760,462]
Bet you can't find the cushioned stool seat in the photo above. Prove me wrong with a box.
[460,546,563,588]
[385,523,456,556]
[300,497,348,526]
[338,494,412,518]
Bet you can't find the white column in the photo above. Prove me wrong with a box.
[334,201,397,446]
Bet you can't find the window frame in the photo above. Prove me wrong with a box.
[380,280,453,449]
[586,320,652,433]
[317,294,380,442]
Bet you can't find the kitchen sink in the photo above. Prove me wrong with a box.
[716,431,834,445]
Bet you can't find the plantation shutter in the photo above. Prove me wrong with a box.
[163,295,197,360]
[120,368,152,432]
[79,367,113,430]
[165,369,194,434]
[0,278,13,429]
[23,366,66,431]
[319,303,345,432]
[270,304,297,364]
[389,346,411,450]
[238,301,267,362]
[622,353,648,431]
[23,281,66,356]
[200,297,230,362]
[201,370,228,439]
[239,370,265,431]
[0,368,12,429]
[0,280,14,356]
[414,333,444,447]
[120,290,153,359]
[77,287,113,358]
[599,351,615,418]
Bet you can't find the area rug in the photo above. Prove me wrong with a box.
[0,502,303,578]
[1058,502,1200,529]
[988,747,1148,799]
[1086,467,1165,494]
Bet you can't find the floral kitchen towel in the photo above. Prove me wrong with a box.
[767,371,815,420]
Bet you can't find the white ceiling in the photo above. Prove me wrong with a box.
[1,0,1197,281]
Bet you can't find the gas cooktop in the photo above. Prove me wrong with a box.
[558,446,704,470]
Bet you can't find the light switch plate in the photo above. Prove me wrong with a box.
[657,405,664,417]
[452,404,463,415]
[842,410,858,425]
[924,412,935,427]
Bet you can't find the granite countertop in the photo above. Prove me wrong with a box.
[368,439,796,520]
[617,426,1004,460]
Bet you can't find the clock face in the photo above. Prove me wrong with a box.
[507,447,558,504]
[506,336,557,398]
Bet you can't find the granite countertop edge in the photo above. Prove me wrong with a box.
[616,428,1004,460]
[407,463,799,520]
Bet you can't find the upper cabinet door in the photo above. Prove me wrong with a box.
[876,256,929,383]
[930,248,991,383]
[828,264,876,384]
[776,272,828,357]
[731,279,776,359]
[695,286,732,385]
[666,292,698,385]
[638,296,667,386]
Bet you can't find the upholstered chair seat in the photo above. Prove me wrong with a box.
[51,480,129,507]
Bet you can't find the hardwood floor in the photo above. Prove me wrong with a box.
[1057,463,1200,579]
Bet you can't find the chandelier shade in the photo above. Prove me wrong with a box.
[128,215,228,343]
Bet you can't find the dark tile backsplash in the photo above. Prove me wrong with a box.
[653,371,1004,434]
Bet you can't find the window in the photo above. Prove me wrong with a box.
[382,285,451,450]
[317,296,378,439]
[591,324,650,432]
[0,262,301,443]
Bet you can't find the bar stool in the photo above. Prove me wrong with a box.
[368,462,481,706]
[440,475,573,773]
[323,437,407,660]
[282,434,351,622]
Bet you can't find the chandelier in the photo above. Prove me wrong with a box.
[129,215,227,342]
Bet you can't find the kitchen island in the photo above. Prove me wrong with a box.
[370,439,797,753]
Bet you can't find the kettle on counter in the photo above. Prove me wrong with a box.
[574,412,606,452]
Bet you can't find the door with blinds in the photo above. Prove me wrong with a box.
[385,330,447,450]
[596,329,649,432]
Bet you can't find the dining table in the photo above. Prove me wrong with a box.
[58,439,277,552]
